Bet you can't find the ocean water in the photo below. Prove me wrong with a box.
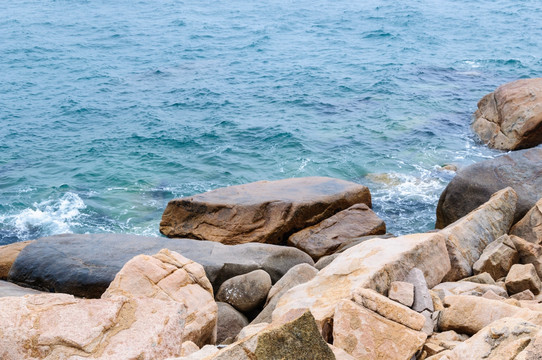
[1,0,542,245]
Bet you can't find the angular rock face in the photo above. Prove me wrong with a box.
[438,187,517,282]
[160,176,372,245]
[472,78,542,150]
[216,302,248,344]
[216,269,271,313]
[102,249,217,347]
[333,300,426,360]
[432,281,508,298]
[271,233,450,329]
[0,293,186,360]
[472,234,519,280]
[511,197,542,244]
[510,235,542,278]
[505,263,542,295]
[388,281,414,307]
[0,240,33,279]
[8,234,313,297]
[435,147,542,228]
[288,203,385,260]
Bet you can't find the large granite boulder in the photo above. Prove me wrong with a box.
[0,293,186,360]
[271,233,450,330]
[288,203,386,260]
[8,234,313,297]
[472,78,542,150]
[435,147,542,228]
[102,249,217,347]
[160,177,371,245]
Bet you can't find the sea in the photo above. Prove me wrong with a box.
[2,0,542,245]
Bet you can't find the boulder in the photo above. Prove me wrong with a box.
[0,293,186,360]
[160,176,372,245]
[208,310,335,359]
[288,203,385,260]
[511,197,542,244]
[388,281,414,307]
[332,299,426,359]
[472,78,542,150]
[472,234,519,280]
[432,281,508,298]
[0,240,33,279]
[505,263,542,295]
[438,187,517,281]
[406,267,434,312]
[459,272,496,284]
[272,233,450,330]
[251,263,318,324]
[102,249,217,346]
[510,235,542,278]
[0,280,43,297]
[511,289,536,301]
[216,302,248,344]
[7,233,313,297]
[216,269,271,313]
[436,147,542,228]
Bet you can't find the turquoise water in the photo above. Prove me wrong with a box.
[1,0,541,244]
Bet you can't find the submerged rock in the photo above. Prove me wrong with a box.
[160,176,371,245]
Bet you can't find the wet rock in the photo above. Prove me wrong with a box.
[438,187,517,281]
[472,78,542,150]
[8,233,313,297]
[288,203,385,260]
[160,176,371,245]
[511,197,542,244]
[505,263,542,295]
[0,240,33,279]
[216,302,248,344]
[435,147,542,228]
[0,280,43,297]
[472,234,518,280]
[388,281,414,307]
[216,269,271,313]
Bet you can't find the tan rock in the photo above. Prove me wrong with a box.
[0,240,33,279]
[180,341,200,357]
[511,289,536,301]
[482,289,506,300]
[439,187,517,282]
[288,203,385,260]
[333,299,426,359]
[472,78,542,150]
[102,249,217,346]
[460,272,496,284]
[389,281,415,307]
[505,263,542,295]
[472,234,518,280]
[353,288,426,331]
[511,198,542,245]
[329,344,356,360]
[510,235,542,278]
[438,295,520,335]
[430,290,445,311]
[432,281,508,298]
[438,317,542,359]
[235,323,269,341]
[160,176,371,245]
[251,263,317,324]
[0,293,186,360]
[272,233,450,329]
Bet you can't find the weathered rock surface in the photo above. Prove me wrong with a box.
[216,302,248,344]
[388,281,414,307]
[102,249,217,346]
[472,78,542,150]
[505,263,542,295]
[436,147,542,228]
[459,272,496,284]
[472,234,518,280]
[432,281,508,298]
[511,197,542,244]
[251,263,318,324]
[510,235,542,278]
[438,187,517,281]
[160,176,372,245]
[8,233,313,297]
[0,279,43,297]
[209,310,335,359]
[333,299,426,359]
[288,203,385,260]
[0,240,33,279]
[0,293,186,360]
[406,267,434,312]
[216,269,271,313]
[438,317,542,360]
[272,233,450,329]
[511,289,536,301]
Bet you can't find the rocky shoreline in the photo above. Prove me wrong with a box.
[1,78,542,359]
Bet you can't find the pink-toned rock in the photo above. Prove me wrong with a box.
[511,197,542,245]
[288,203,385,260]
[333,299,426,359]
[160,177,371,245]
[472,234,518,280]
[388,281,414,307]
[102,249,217,346]
[511,289,536,301]
[472,78,542,150]
[505,263,542,295]
[510,235,542,278]
[0,293,186,360]
[0,240,33,279]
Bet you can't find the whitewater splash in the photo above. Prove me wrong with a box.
[0,192,86,244]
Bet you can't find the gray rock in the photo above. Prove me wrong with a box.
[216,270,272,313]
[0,280,43,297]
[216,302,248,344]
[406,268,434,313]
[8,234,313,298]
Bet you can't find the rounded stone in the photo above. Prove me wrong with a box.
[216,269,272,313]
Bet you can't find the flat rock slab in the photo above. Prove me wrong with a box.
[436,146,542,228]
[160,176,371,245]
[0,280,43,297]
[8,234,313,298]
